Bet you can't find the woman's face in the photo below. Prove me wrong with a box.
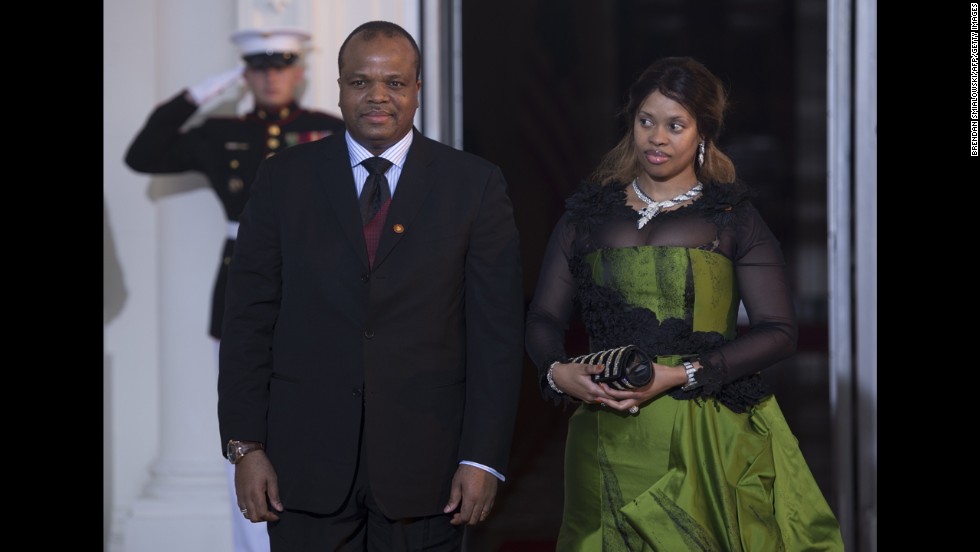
[632,91,701,184]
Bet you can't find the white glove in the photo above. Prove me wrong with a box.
[187,66,244,106]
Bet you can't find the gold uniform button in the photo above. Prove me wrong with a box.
[279,107,290,118]
[392,224,405,234]
[267,137,280,149]
[268,125,281,136]
[228,176,244,193]
[229,159,239,169]
[223,256,232,265]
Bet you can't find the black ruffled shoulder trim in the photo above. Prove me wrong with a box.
[564,181,635,234]
[691,180,755,228]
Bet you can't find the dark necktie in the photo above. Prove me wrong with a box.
[359,157,393,225]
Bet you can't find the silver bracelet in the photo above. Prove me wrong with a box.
[680,360,702,391]
[547,361,564,394]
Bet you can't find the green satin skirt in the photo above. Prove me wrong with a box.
[558,393,844,551]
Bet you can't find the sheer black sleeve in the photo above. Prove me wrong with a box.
[698,202,798,384]
[525,213,578,402]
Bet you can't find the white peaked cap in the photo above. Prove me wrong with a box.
[230,27,312,56]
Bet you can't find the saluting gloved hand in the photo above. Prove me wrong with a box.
[187,65,244,106]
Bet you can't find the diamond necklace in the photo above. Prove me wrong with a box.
[632,179,703,229]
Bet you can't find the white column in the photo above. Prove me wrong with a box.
[115,1,236,550]
[828,0,855,549]
[854,1,877,550]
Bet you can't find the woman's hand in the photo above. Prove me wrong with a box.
[595,362,691,413]
[550,361,618,404]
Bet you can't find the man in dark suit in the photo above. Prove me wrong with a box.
[218,20,525,550]
[126,27,345,552]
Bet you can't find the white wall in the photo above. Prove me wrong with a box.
[104,0,161,546]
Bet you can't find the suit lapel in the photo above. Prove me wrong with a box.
[315,136,370,269]
[372,130,438,269]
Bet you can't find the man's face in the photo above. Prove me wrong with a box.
[338,34,421,155]
[244,64,304,110]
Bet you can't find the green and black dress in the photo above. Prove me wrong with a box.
[525,181,844,551]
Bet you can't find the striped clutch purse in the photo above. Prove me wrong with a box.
[570,345,654,391]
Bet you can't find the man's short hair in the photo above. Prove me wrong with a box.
[338,21,421,80]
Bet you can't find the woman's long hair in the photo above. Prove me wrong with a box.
[590,57,736,185]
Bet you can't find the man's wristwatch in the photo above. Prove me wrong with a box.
[226,440,265,464]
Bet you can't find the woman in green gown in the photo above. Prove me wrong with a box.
[525,57,844,551]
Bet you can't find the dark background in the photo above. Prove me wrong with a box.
[458,1,832,549]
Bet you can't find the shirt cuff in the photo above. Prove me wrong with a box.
[459,460,505,482]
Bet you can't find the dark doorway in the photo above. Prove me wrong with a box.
[460,1,831,549]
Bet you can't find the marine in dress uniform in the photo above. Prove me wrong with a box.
[124,28,344,552]
[124,27,345,339]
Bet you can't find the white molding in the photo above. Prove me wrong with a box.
[826,0,855,548]
[854,0,877,550]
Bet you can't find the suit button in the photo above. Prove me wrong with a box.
[352,388,362,397]
[361,273,370,283]
[364,329,374,339]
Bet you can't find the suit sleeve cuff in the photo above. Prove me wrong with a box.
[459,460,505,482]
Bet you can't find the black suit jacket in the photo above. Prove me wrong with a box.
[218,129,525,518]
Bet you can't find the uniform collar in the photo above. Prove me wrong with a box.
[249,101,301,123]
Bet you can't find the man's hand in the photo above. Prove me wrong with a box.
[443,464,497,526]
[235,451,284,523]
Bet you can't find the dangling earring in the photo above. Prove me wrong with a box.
[697,141,705,168]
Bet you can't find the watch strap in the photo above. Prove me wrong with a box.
[227,440,264,464]
[680,360,702,391]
